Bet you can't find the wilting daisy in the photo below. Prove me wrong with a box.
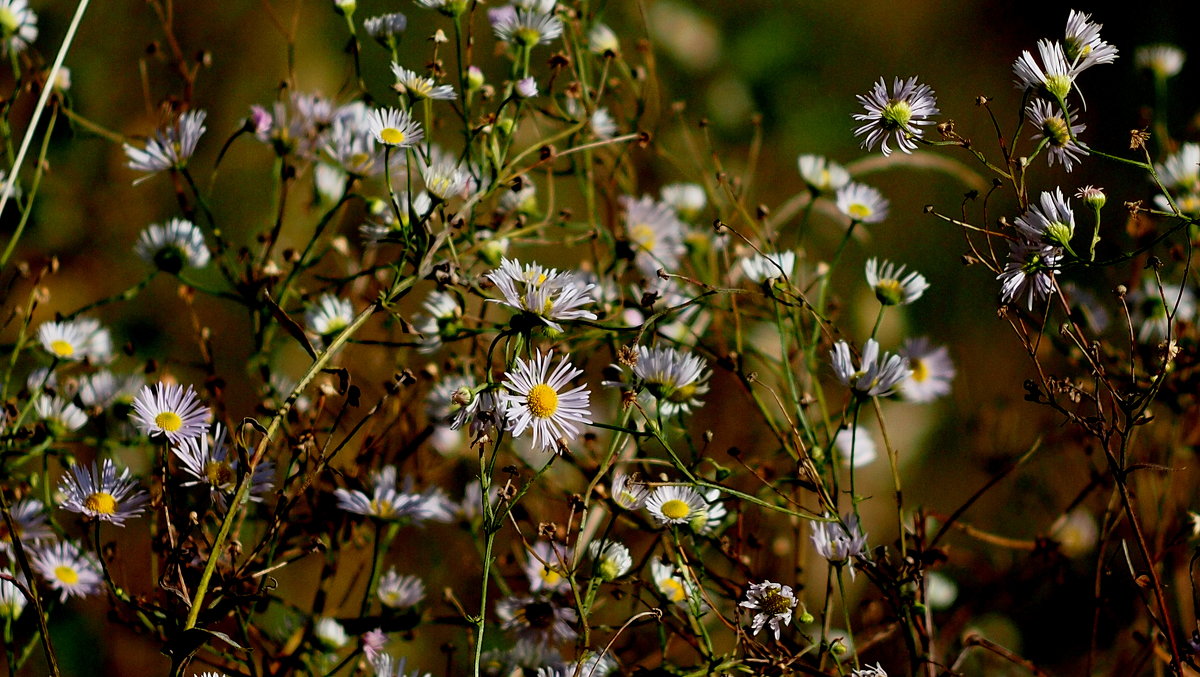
[1063,9,1118,72]
[0,0,37,55]
[174,423,275,505]
[496,595,578,645]
[1027,98,1088,172]
[1136,44,1185,79]
[852,76,939,156]
[865,258,929,306]
[610,471,649,510]
[34,395,88,433]
[632,345,710,416]
[830,338,910,398]
[29,540,102,601]
[650,559,701,608]
[851,665,888,677]
[998,239,1062,310]
[524,541,572,593]
[1013,40,1078,103]
[486,259,598,332]
[124,110,208,178]
[811,514,868,577]
[364,12,407,44]
[661,183,706,220]
[491,8,563,47]
[740,580,797,640]
[741,251,796,283]
[58,459,149,526]
[37,317,112,363]
[335,466,454,523]
[834,425,878,467]
[798,154,851,194]
[368,107,424,148]
[306,293,354,338]
[587,540,632,581]
[835,182,889,223]
[899,337,955,402]
[645,485,706,526]
[378,569,425,609]
[0,498,53,555]
[0,577,25,618]
[620,194,687,281]
[135,217,210,272]
[130,382,210,443]
[501,351,591,454]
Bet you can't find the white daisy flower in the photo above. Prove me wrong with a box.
[124,110,207,178]
[865,258,929,306]
[1130,278,1197,343]
[370,654,433,677]
[306,293,354,337]
[377,568,425,609]
[414,0,469,17]
[834,425,877,467]
[0,577,25,618]
[500,351,592,454]
[587,539,632,581]
[486,258,598,332]
[740,580,797,640]
[135,217,210,272]
[174,423,275,506]
[1155,143,1200,194]
[1013,39,1078,103]
[811,514,868,577]
[998,240,1062,310]
[590,107,618,139]
[1063,9,1118,72]
[0,498,53,555]
[610,471,649,510]
[515,76,538,99]
[852,76,940,156]
[830,338,910,398]
[1136,44,1185,79]
[899,337,955,403]
[741,251,796,283]
[58,459,149,526]
[588,22,619,55]
[37,317,112,363]
[632,345,710,416]
[29,540,102,601]
[420,157,470,201]
[325,115,386,177]
[130,382,211,444]
[851,664,888,677]
[334,466,455,523]
[314,617,349,649]
[645,485,706,526]
[79,370,144,413]
[835,182,889,223]
[650,559,701,608]
[690,486,727,535]
[1026,98,1088,172]
[496,595,578,645]
[364,12,407,43]
[368,107,424,148]
[620,194,687,281]
[660,183,706,220]
[1013,188,1076,251]
[798,154,850,194]
[0,0,37,55]
[35,395,88,432]
[491,8,563,47]
[524,541,571,593]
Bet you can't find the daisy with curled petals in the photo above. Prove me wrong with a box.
[610,471,648,510]
[865,258,929,306]
[420,156,470,201]
[740,580,797,640]
[587,540,632,581]
[830,338,910,398]
[335,466,454,523]
[0,577,25,618]
[1013,39,1079,105]
[1013,188,1077,251]
[306,293,355,338]
[998,240,1062,310]
[740,251,795,284]
[368,107,424,148]
[37,317,112,363]
[501,351,592,454]
[377,568,425,609]
[645,485,706,526]
[811,513,868,578]
[851,664,888,677]
[370,654,432,677]
[135,217,210,273]
[798,154,850,194]
[1063,9,1118,72]
[852,76,939,156]
[391,63,456,101]
[486,259,598,332]
[30,540,102,601]
[174,424,275,506]
[1026,98,1088,172]
[131,382,210,444]
[35,395,88,433]
[899,337,955,403]
[124,110,208,179]
[0,498,53,555]
[835,182,889,224]
[632,345,710,417]
[58,460,149,526]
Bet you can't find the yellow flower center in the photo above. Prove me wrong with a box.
[759,588,791,615]
[50,340,75,357]
[910,358,928,383]
[204,460,235,486]
[661,578,687,602]
[84,492,117,515]
[369,499,397,518]
[54,565,80,586]
[874,279,905,306]
[380,127,406,145]
[848,203,872,221]
[0,8,18,34]
[599,558,620,580]
[539,567,563,586]
[527,383,559,418]
[630,223,656,252]
[660,498,691,520]
[155,411,184,432]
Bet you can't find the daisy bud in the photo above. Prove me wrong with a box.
[333,0,355,15]
[467,65,485,91]
[1076,185,1105,209]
